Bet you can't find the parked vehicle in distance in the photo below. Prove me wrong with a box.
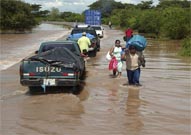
[75,24,90,28]
[91,25,104,38]
[20,40,86,93]
[67,26,101,56]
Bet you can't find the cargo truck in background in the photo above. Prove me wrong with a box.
[84,10,104,38]
[84,10,101,25]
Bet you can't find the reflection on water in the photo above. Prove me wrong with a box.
[126,88,141,115]
[17,94,85,135]
[125,88,144,134]
[33,23,65,31]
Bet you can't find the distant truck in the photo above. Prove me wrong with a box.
[84,10,101,25]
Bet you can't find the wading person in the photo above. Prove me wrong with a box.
[125,27,133,43]
[122,45,145,86]
[77,32,91,56]
[108,21,112,29]
[109,39,123,78]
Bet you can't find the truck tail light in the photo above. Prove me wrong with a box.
[61,72,79,76]
[91,42,96,47]
[29,72,36,76]
[23,72,35,76]
[62,73,69,76]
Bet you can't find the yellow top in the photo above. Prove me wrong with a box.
[77,36,91,53]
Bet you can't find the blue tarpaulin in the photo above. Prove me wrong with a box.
[68,33,95,41]
[126,34,147,51]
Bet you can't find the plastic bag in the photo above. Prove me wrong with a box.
[106,51,112,61]
[109,57,118,70]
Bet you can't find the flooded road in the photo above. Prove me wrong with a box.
[0,23,70,70]
[0,24,190,135]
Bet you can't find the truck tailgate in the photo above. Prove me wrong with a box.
[20,60,81,86]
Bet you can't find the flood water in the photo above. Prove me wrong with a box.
[0,23,190,135]
[0,23,70,70]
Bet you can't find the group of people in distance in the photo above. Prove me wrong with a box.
[77,26,145,87]
[108,28,145,87]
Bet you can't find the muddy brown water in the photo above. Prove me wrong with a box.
[0,24,190,135]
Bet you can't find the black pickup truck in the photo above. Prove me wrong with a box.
[20,40,86,93]
[67,26,101,57]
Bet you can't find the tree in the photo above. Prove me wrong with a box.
[136,0,154,9]
[136,9,161,36]
[49,7,60,20]
[0,0,39,32]
[30,4,49,17]
[88,0,125,17]
[60,12,83,22]
[157,0,190,8]
[160,7,190,39]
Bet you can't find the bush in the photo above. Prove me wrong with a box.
[160,7,190,39]
[179,37,191,56]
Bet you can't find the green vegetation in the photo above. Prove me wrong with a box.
[179,37,191,57]
[47,8,83,22]
[0,0,83,33]
[88,0,190,40]
[0,0,41,33]
[0,0,190,56]
[88,0,191,56]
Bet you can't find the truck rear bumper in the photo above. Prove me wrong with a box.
[20,78,80,87]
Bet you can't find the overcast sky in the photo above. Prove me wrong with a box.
[23,0,159,13]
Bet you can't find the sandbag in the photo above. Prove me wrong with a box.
[126,34,147,51]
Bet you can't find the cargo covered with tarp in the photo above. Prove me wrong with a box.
[67,33,95,41]
[29,47,84,72]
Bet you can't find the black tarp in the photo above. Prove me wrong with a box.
[29,47,84,71]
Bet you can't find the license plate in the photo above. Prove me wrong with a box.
[43,79,56,86]
[88,47,94,51]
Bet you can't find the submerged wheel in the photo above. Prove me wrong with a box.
[28,86,43,94]
[88,49,97,57]
[72,85,81,94]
